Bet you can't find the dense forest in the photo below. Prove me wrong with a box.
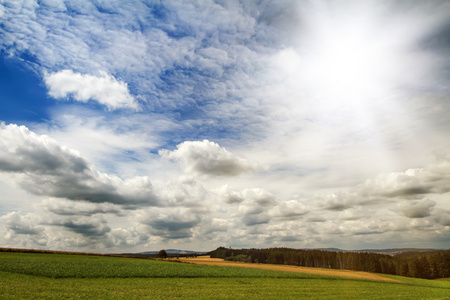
[209,247,450,279]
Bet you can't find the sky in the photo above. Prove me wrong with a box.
[0,0,449,253]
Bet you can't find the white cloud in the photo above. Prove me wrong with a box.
[311,155,450,213]
[1,211,48,247]
[3,211,45,236]
[358,156,450,198]
[45,70,138,110]
[160,140,257,177]
[0,207,151,251]
[31,106,181,181]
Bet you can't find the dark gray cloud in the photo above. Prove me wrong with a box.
[383,187,432,198]
[306,216,327,223]
[137,208,201,240]
[147,218,200,239]
[271,200,309,221]
[235,188,277,227]
[393,199,436,219]
[319,193,357,211]
[150,218,199,233]
[242,213,270,226]
[43,199,123,216]
[434,211,450,226]
[49,215,111,237]
[421,21,450,52]
[279,236,301,242]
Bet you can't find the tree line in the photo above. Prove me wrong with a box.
[209,247,450,279]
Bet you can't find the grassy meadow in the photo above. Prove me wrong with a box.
[0,252,449,299]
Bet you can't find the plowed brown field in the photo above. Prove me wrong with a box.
[174,256,400,282]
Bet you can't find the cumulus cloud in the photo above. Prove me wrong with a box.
[42,198,123,216]
[49,214,112,237]
[434,211,450,226]
[215,184,245,204]
[319,192,358,211]
[108,227,149,248]
[236,188,277,226]
[4,211,45,236]
[393,199,436,218]
[45,70,138,110]
[0,123,157,206]
[316,155,450,212]
[0,208,152,251]
[2,212,48,247]
[1,122,449,250]
[357,156,450,199]
[160,140,257,177]
[136,208,201,240]
[271,200,309,221]
[0,201,155,250]
[152,177,210,207]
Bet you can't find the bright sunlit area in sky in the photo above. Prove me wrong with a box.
[0,0,449,253]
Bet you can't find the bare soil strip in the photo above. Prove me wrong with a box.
[174,256,401,282]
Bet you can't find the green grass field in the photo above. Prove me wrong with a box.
[0,252,449,299]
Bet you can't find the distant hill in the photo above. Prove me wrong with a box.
[303,248,343,252]
[354,248,440,255]
[119,249,208,258]
[139,249,207,255]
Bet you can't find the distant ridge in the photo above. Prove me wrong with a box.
[353,248,439,255]
[303,248,343,252]
[303,248,441,255]
[138,249,207,255]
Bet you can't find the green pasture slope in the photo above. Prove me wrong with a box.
[0,252,449,299]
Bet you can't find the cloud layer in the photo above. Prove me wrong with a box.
[0,123,449,251]
[1,1,450,252]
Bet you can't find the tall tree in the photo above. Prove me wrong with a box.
[158,249,168,259]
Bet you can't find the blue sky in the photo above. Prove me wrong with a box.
[0,0,450,252]
[0,54,52,123]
